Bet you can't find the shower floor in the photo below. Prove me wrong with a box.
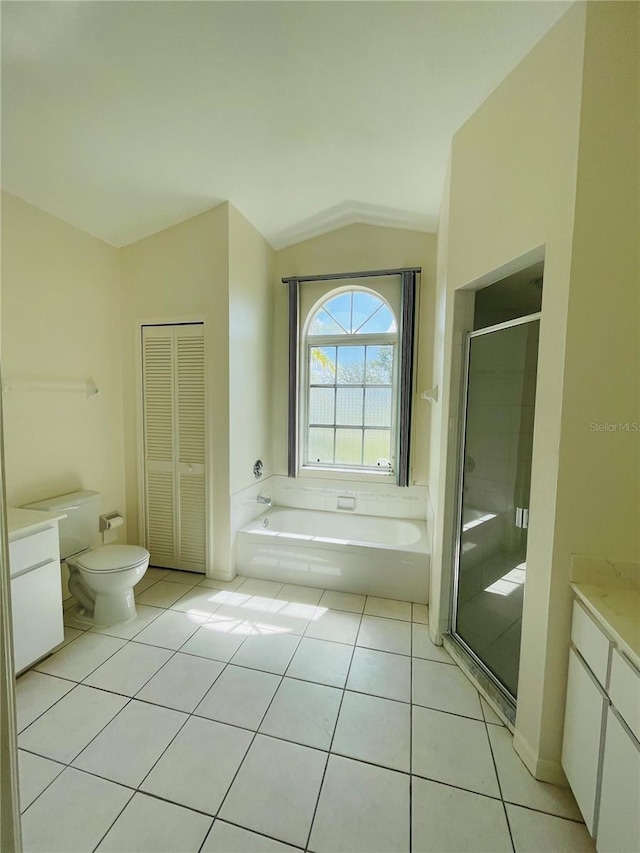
[15,568,592,852]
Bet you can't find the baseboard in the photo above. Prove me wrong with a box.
[513,730,567,785]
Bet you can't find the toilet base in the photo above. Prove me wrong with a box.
[93,590,137,627]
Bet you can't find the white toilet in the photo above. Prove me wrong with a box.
[24,490,149,627]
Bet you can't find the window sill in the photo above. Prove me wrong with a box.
[298,466,395,483]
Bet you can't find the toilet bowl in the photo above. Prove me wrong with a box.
[67,544,149,626]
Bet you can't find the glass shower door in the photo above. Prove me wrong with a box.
[452,316,540,701]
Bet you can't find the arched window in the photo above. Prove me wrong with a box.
[302,289,398,471]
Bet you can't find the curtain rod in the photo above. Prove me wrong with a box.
[281,267,421,284]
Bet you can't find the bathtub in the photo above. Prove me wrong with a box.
[236,507,429,602]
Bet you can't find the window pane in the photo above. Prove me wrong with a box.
[335,429,362,465]
[357,305,397,334]
[309,346,336,384]
[365,345,393,384]
[337,346,365,384]
[323,292,352,333]
[365,388,392,427]
[309,387,335,424]
[308,428,334,463]
[352,292,383,331]
[363,430,392,467]
[336,387,364,426]
[309,310,345,336]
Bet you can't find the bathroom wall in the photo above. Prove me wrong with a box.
[273,223,438,489]
[120,203,232,575]
[0,192,127,540]
[429,0,639,780]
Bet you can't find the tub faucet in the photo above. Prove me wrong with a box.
[257,495,272,506]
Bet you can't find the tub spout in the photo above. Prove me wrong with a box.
[257,495,272,506]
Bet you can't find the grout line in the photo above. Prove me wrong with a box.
[302,606,363,851]
[484,703,516,853]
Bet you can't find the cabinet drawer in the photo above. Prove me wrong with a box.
[571,600,611,687]
[9,526,60,578]
[609,649,640,742]
[11,559,64,673]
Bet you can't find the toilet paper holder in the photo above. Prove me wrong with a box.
[99,512,124,533]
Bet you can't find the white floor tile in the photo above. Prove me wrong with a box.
[195,665,281,729]
[364,597,412,621]
[19,685,128,764]
[198,575,246,591]
[318,590,366,613]
[134,576,162,595]
[347,647,411,702]
[73,699,187,787]
[260,678,341,750]
[53,626,84,651]
[255,598,316,635]
[141,716,252,815]
[18,750,64,812]
[357,615,411,655]
[137,580,194,608]
[83,642,172,696]
[412,705,500,797]
[480,695,506,726]
[144,568,172,581]
[134,609,204,650]
[276,584,324,605]
[488,726,582,820]
[412,657,483,719]
[333,691,410,772]
[180,623,247,662]
[96,792,213,853]
[169,585,224,617]
[136,653,225,712]
[162,569,205,586]
[309,755,410,853]
[21,767,132,853]
[285,637,354,688]
[202,821,300,853]
[236,577,284,597]
[15,671,75,733]
[207,597,272,631]
[220,734,327,848]
[231,632,300,675]
[506,803,595,852]
[412,776,512,853]
[412,603,429,624]
[412,623,454,664]
[305,609,361,644]
[90,604,164,640]
[34,633,126,682]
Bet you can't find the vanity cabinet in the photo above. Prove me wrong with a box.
[8,511,65,674]
[562,598,640,851]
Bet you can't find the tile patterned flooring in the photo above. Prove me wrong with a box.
[16,569,595,852]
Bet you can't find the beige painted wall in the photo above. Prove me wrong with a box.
[1,192,126,538]
[228,206,275,496]
[273,223,437,487]
[120,203,231,575]
[429,3,587,780]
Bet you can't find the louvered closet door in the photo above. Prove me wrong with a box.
[142,324,207,571]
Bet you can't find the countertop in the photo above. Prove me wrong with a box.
[7,507,67,540]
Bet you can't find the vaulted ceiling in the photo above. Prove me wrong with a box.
[1,1,571,248]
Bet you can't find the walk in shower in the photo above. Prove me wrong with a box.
[451,294,541,710]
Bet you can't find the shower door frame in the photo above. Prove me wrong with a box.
[450,311,541,709]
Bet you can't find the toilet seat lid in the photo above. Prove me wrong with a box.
[76,545,149,573]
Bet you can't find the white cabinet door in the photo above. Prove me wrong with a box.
[597,708,640,853]
[562,647,607,834]
[142,324,207,571]
[11,560,64,673]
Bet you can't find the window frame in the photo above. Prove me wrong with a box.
[284,267,419,487]
[300,287,400,474]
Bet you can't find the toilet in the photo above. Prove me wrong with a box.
[24,490,149,627]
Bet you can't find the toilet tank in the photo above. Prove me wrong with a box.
[23,490,101,560]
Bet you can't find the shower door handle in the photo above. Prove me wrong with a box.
[515,507,529,529]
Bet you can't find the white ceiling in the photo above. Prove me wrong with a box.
[1,1,571,249]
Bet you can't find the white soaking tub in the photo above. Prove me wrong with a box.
[236,507,429,602]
